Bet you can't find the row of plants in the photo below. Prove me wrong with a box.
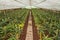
[0,9,29,40]
[32,9,60,40]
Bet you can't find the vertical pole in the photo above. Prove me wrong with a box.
[29,0,31,9]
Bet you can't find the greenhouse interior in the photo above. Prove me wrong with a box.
[0,0,60,40]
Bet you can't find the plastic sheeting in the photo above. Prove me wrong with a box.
[0,0,60,10]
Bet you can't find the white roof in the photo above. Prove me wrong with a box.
[0,0,60,10]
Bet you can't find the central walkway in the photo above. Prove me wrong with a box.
[25,11,33,40]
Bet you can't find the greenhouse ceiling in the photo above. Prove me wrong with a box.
[0,0,60,10]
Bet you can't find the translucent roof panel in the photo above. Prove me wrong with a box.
[0,0,60,10]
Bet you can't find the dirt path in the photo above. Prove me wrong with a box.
[31,11,40,40]
[20,12,29,40]
[25,11,33,40]
[20,10,39,40]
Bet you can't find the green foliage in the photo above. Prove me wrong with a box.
[32,9,60,40]
[0,9,29,40]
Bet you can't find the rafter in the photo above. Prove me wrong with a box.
[14,0,28,6]
[29,0,31,6]
[13,0,47,8]
[32,0,47,5]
